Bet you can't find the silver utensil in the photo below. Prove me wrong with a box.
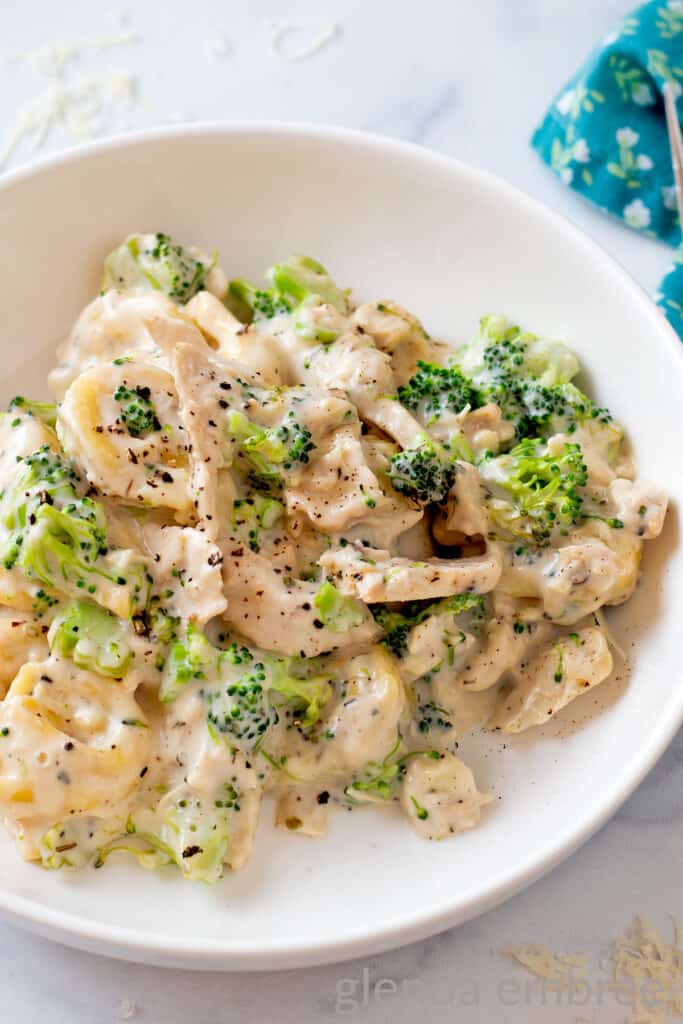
[664,81,683,226]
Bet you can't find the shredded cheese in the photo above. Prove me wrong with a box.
[502,918,683,1024]
[2,31,139,79]
[611,916,683,1023]
[0,71,138,169]
[502,943,586,989]
[0,22,140,170]
[271,20,339,62]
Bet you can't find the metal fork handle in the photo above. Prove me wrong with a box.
[664,81,683,226]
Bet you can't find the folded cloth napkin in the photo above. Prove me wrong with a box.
[532,0,683,337]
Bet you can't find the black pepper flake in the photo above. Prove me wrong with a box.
[317,790,330,805]
[182,844,202,859]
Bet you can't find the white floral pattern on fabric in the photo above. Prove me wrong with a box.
[531,0,683,337]
[623,197,652,228]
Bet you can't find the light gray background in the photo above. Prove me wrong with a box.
[1,2,680,1021]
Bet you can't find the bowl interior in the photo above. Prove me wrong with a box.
[0,125,681,969]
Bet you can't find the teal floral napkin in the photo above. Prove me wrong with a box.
[532,0,683,337]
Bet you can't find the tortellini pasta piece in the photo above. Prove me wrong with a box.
[492,625,613,734]
[0,658,149,855]
[400,752,492,839]
[185,291,284,386]
[282,647,406,781]
[49,290,212,400]
[0,609,49,696]
[58,361,193,514]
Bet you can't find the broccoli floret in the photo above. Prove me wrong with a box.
[159,789,232,883]
[457,314,580,387]
[204,652,331,741]
[388,440,456,504]
[346,742,441,802]
[231,495,284,553]
[8,396,57,428]
[49,600,133,677]
[372,593,485,658]
[160,622,216,702]
[204,660,276,748]
[479,437,588,546]
[227,278,292,322]
[0,446,143,610]
[228,410,316,491]
[313,581,366,633]
[268,659,333,728]
[113,385,161,438]
[267,255,348,312]
[102,232,212,303]
[397,361,476,424]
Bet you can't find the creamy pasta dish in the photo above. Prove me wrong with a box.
[0,234,668,882]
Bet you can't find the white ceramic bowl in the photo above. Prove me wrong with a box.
[0,123,681,970]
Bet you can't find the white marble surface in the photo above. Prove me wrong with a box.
[0,1,681,1021]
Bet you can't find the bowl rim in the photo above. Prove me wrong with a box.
[0,119,682,970]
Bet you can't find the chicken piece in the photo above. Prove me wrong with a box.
[350,300,434,385]
[172,343,236,538]
[428,403,515,458]
[140,523,227,625]
[303,329,425,449]
[608,478,668,540]
[319,541,502,603]
[492,626,613,733]
[285,424,384,534]
[400,752,492,839]
[220,539,379,657]
[433,461,489,543]
[185,291,284,386]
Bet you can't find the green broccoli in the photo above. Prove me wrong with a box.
[267,255,348,312]
[397,361,476,424]
[457,314,580,387]
[160,622,216,702]
[204,660,276,748]
[113,385,161,438]
[268,658,333,728]
[8,396,57,428]
[160,789,231,883]
[228,410,316,490]
[479,437,588,545]
[231,494,284,552]
[388,440,457,504]
[102,232,212,303]
[346,742,441,802]
[0,445,145,612]
[49,600,133,677]
[372,593,485,658]
[227,278,292,321]
[313,581,366,633]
